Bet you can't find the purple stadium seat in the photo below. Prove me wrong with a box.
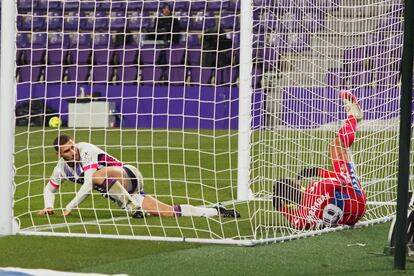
[350,71,373,86]
[93,11,110,31]
[91,66,115,83]
[16,32,29,49]
[252,33,265,47]
[166,47,185,65]
[64,11,85,31]
[232,32,240,48]
[172,1,189,12]
[16,33,29,65]
[18,65,44,83]
[110,11,127,31]
[343,46,367,73]
[80,1,97,11]
[141,11,155,30]
[67,66,90,82]
[187,47,202,66]
[251,64,262,88]
[69,33,92,50]
[127,11,143,31]
[142,1,160,12]
[125,1,143,11]
[37,0,62,12]
[189,67,213,85]
[62,1,79,12]
[140,45,162,65]
[220,11,239,30]
[68,33,92,65]
[82,11,106,31]
[263,48,279,72]
[175,11,190,30]
[93,33,114,65]
[47,11,63,31]
[117,45,139,65]
[45,64,64,82]
[18,12,46,31]
[140,65,164,84]
[189,11,216,30]
[189,1,206,12]
[325,68,345,88]
[208,0,229,11]
[27,33,47,65]
[228,0,240,12]
[117,65,139,83]
[376,71,400,88]
[165,65,187,84]
[165,47,186,84]
[17,0,34,12]
[186,33,201,48]
[47,33,69,65]
[216,67,238,86]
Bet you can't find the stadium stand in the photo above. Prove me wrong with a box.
[15,0,403,91]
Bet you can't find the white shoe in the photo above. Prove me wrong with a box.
[340,90,363,121]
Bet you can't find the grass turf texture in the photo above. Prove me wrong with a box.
[1,222,414,275]
[13,126,401,241]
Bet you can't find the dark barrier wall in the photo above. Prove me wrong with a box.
[16,84,264,130]
[18,84,406,130]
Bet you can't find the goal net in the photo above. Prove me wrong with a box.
[8,0,409,244]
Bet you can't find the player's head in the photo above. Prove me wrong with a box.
[273,179,303,210]
[162,3,171,16]
[53,134,79,162]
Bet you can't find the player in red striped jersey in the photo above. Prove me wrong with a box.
[39,134,239,218]
[273,90,366,229]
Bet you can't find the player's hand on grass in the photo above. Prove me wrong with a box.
[38,208,55,216]
[62,209,71,216]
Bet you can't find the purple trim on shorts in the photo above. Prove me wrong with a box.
[173,205,182,217]
[102,177,116,193]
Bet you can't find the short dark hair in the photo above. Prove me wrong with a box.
[273,179,303,209]
[53,134,73,152]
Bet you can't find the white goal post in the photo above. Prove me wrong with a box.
[0,0,409,245]
[0,0,17,236]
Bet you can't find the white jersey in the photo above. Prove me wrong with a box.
[48,142,123,189]
[44,142,125,211]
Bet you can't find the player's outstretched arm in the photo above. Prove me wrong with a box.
[64,169,95,216]
[38,181,58,216]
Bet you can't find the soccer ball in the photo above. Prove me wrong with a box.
[48,117,62,128]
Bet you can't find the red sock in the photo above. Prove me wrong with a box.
[337,115,358,148]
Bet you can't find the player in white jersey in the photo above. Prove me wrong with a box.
[39,134,240,218]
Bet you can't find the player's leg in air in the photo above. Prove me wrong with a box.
[93,165,240,218]
[328,90,366,224]
[273,90,366,229]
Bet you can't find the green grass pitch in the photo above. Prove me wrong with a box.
[3,126,412,274]
[12,126,402,241]
[2,222,414,275]
[0,128,414,275]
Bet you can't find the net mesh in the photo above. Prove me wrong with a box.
[12,0,411,244]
